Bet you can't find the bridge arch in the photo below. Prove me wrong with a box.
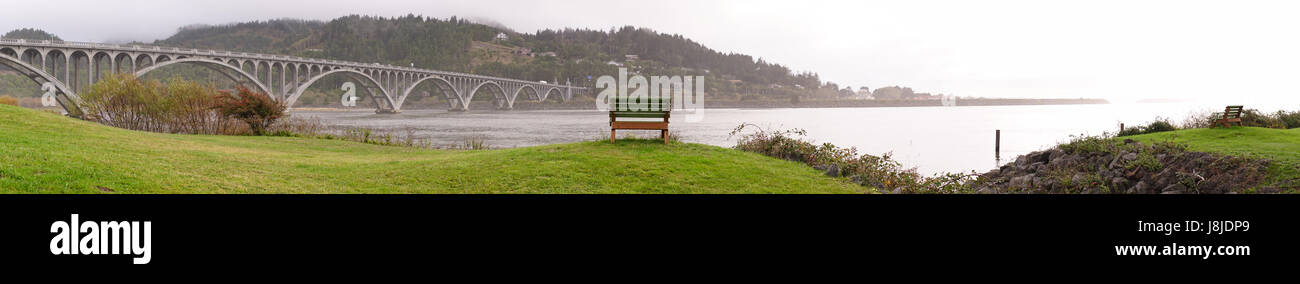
[68,50,90,91]
[113,53,134,73]
[134,53,154,70]
[21,48,43,67]
[287,68,396,112]
[0,54,83,116]
[467,80,510,109]
[44,49,67,82]
[542,87,564,102]
[0,47,16,58]
[134,57,272,97]
[399,76,461,110]
[514,85,541,102]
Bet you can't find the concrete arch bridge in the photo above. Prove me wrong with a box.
[0,38,583,116]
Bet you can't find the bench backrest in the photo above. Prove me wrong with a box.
[610,96,671,118]
[1223,105,1243,119]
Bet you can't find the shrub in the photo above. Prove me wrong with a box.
[1239,109,1285,128]
[1276,110,1300,129]
[730,123,974,193]
[79,73,245,134]
[0,95,16,106]
[1118,117,1178,137]
[213,86,286,135]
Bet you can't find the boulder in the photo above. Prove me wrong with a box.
[1162,184,1188,194]
[1111,177,1129,191]
[1048,149,1066,163]
[1010,174,1035,188]
[1071,174,1088,186]
[1122,152,1139,161]
[1128,181,1149,194]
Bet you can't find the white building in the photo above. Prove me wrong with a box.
[495,32,509,41]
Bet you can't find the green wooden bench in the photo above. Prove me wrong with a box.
[1213,105,1244,128]
[609,96,671,144]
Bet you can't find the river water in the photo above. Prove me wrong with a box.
[291,101,1273,175]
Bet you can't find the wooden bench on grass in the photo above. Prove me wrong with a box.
[1213,105,1244,128]
[609,96,671,144]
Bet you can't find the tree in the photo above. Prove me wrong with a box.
[2,28,61,41]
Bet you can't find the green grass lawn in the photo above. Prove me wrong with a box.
[0,105,864,193]
[1125,127,1300,187]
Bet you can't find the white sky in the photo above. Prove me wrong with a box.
[3,0,1299,104]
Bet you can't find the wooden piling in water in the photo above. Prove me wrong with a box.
[995,129,1001,159]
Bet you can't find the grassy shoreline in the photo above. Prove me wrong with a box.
[0,105,863,193]
[1124,127,1300,189]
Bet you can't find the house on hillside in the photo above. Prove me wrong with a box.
[624,54,639,61]
[515,47,533,57]
[495,32,509,41]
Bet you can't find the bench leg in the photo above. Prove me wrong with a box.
[661,130,668,144]
[610,129,616,143]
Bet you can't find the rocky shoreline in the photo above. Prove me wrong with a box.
[972,138,1272,194]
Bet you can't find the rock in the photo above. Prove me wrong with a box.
[1161,184,1187,194]
[1037,177,1054,190]
[1111,177,1129,191]
[1029,162,1046,173]
[824,164,841,177]
[1081,188,1101,194]
[976,187,993,194]
[1072,174,1088,186]
[1010,174,1035,188]
[1129,181,1149,194]
[891,187,903,194]
[1028,151,1050,164]
[1122,152,1139,161]
[1048,149,1066,163]
[1109,154,1124,169]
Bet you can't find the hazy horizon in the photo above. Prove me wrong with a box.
[2,0,1299,106]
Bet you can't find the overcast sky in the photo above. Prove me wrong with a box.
[3,0,1298,104]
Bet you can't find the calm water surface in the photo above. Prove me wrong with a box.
[292,102,1252,175]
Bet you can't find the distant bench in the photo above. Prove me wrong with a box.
[609,97,670,144]
[1213,105,1244,128]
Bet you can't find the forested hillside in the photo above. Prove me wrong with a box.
[153,15,834,101]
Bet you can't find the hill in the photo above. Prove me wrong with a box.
[151,15,828,101]
[0,105,864,193]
